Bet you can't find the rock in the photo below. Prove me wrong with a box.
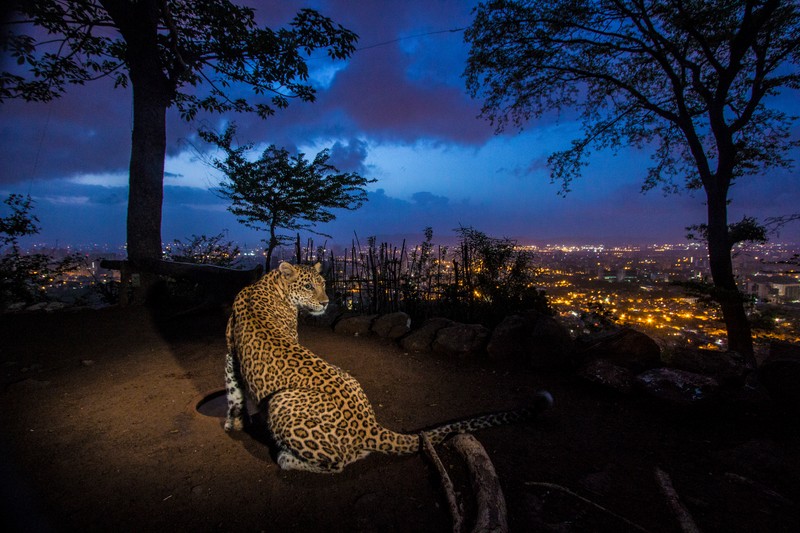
[663,347,749,385]
[432,323,490,359]
[400,317,454,352]
[486,311,573,368]
[635,367,720,406]
[577,359,636,394]
[333,314,378,337]
[577,328,661,372]
[44,301,66,312]
[371,312,411,340]
[758,343,800,413]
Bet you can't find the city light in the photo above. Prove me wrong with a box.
[12,240,800,349]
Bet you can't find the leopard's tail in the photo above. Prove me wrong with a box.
[372,390,553,455]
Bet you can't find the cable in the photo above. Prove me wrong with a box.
[357,27,465,52]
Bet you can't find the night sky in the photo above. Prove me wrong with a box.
[1,0,799,250]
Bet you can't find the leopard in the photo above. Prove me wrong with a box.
[224,261,553,474]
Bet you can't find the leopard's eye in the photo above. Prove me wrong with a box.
[305,283,314,290]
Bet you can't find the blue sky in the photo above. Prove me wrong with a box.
[1,0,799,250]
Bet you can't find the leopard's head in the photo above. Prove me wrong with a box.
[277,261,330,316]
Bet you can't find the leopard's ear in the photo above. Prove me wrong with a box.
[313,262,322,273]
[278,262,298,280]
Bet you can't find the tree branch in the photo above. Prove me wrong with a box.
[420,433,464,533]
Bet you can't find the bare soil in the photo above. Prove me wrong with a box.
[1,305,798,532]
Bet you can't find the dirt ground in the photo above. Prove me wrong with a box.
[1,305,799,533]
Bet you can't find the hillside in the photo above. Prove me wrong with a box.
[1,306,798,532]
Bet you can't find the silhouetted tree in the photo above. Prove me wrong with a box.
[1,194,83,308]
[166,232,241,267]
[200,124,375,269]
[465,0,800,362]
[455,225,550,324]
[2,0,357,264]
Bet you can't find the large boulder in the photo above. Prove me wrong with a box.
[758,342,800,413]
[333,314,378,337]
[663,347,749,385]
[400,317,454,353]
[432,323,491,359]
[577,359,636,394]
[371,312,411,340]
[576,328,661,372]
[486,311,573,368]
[635,367,720,406]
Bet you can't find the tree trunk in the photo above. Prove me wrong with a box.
[127,78,168,262]
[265,221,284,271]
[705,188,755,365]
[102,0,171,263]
[100,0,173,304]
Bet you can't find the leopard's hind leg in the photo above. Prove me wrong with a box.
[224,352,248,431]
[268,389,362,474]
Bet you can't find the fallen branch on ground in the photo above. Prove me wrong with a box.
[723,472,795,507]
[421,432,464,533]
[523,481,651,533]
[654,467,702,533]
[451,434,508,533]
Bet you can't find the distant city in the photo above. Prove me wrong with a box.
[19,240,800,352]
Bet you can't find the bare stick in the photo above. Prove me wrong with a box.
[654,467,702,533]
[420,433,464,533]
[451,434,508,533]
[723,472,794,507]
[523,482,652,533]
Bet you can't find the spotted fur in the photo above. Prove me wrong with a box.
[224,261,553,473]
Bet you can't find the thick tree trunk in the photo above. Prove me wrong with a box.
[705,190,755,364]
[100,0,173,304]
[102,0,171,263]
[127,80,168,262]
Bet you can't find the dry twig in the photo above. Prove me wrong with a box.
[420,432,464,533]
[523,481,651,533]
[654,467,702,533]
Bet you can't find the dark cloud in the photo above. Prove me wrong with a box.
[0,1,487,187]
[411,191,449,207]
[321,43,490,144]
[328,138,370,174]
[3,1,798,248]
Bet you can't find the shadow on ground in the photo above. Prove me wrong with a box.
[1,305,798,532]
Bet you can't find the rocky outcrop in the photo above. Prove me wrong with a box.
[663,347,749,386]
[400,317,454,353]
[486,311,573,368]
[371,312,411,340]
[577,359,635,394]
[333,314,378,337]
[432,323,491,359]
[758,342,800,413]
[324,308,800,421]
[576,328,661,372]
[635,367,720,406]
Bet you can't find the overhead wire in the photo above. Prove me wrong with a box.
[356,27,466,52]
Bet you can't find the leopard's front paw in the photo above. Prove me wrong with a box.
[224,416,244,432]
